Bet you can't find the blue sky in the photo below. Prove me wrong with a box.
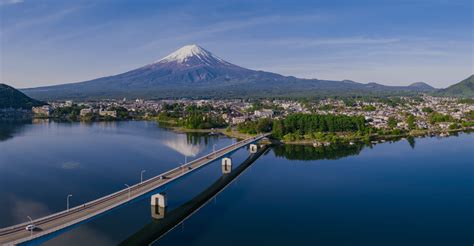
[0,0,472,88]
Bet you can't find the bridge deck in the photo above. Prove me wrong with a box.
[0,134,270,245]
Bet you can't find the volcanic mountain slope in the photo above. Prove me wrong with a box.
[22,44,435,100]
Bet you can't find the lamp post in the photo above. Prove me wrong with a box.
[179,162,184,174]
[213,144,217,158]
[140,170,146,184]
[27,216,33,237]
[67,194,73,212]
[124,184,131,200]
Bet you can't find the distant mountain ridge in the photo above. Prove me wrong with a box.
[437,75,474,97]
[22,44,437,100]
[408,82,435,90]
[0,84,44,109]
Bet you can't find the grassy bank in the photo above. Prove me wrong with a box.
[153,118,257,140]
[281,127,474,145]
[154,117,473,145]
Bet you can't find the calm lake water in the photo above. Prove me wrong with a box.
[0,121,473,246]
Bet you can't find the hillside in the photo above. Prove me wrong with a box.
[22,44,435,100]
[0,84,44,109]
[437,75,474,97]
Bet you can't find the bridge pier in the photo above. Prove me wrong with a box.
[221,157,232,174]
[249,144,258,153]
[151,193,167,207]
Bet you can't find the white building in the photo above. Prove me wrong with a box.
[80,108,94,117]
[254,109,273,118]
[32,105,52,117]
[99,109,117,118]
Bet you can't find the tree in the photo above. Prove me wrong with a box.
[449,123,460,130]
[256,118,273,133]
[422,107,434,113]
[406,115,416,130]
[269,113,368,139]
[272,120,284,138]
[467,110,474,120]
[362,105,376,111]
[429,112,453,124]
[237,118,273,134]
[387,117,398,129]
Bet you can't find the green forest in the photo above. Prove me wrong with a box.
[272,113,367,139]
[236,113,369,142]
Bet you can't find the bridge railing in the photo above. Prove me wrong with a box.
[150,134,264,181]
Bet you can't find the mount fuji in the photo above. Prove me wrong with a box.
[22,44,434,100]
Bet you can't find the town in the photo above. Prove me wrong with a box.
[30,95,474,144]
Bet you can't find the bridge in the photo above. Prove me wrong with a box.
[120,145,270,245]
[0,133,271,246]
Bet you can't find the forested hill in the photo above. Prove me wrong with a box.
[437,75,474,97]
[0,84,44,109]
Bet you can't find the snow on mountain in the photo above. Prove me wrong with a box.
[155,44,231,66]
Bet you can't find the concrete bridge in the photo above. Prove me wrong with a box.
[0,134,270,246]
[120,144,270,245]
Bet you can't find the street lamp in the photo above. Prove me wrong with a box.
[179,163,184,174]
[213,144,217,158]
[67,194,73,212]
[27,216,33,237]
[124,184,131,200]
[140,170,146,183]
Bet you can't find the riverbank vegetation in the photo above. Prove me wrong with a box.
[236,113,374,143]
[155,103,227,130]
[234,111,474,145]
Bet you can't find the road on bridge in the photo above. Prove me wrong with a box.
[0,134,270,245]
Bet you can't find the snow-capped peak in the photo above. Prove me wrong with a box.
[156,44,229,66]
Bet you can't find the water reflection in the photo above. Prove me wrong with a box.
[161,131,219,157]
[407,136,416,149]
[162,137,207,157]
[0,120,30,142]
[151,206,166,220]
[119,146,270,246]
[273,143,364,161]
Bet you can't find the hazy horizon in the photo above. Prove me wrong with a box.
[1,0,472,89]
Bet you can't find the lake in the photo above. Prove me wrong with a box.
[0,121,472,246]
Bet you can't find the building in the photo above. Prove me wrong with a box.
[231,116,247,125]
[99,109,117,118]
[32,105,52,117]
[254,109,274,118]
[80,108,94,117]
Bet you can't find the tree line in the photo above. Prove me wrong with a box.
[272,113,367,138]
[237,113,368,139]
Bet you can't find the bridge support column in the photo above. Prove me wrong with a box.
[249,144,258,153]
[151,193,167,207]
[221,157,232,174]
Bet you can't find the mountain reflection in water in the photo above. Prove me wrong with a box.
[0,121,30,142]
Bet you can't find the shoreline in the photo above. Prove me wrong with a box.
[159,124,256,140]
[156,120,473,146]
[280,127,474,145]
[24,117,474,146]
